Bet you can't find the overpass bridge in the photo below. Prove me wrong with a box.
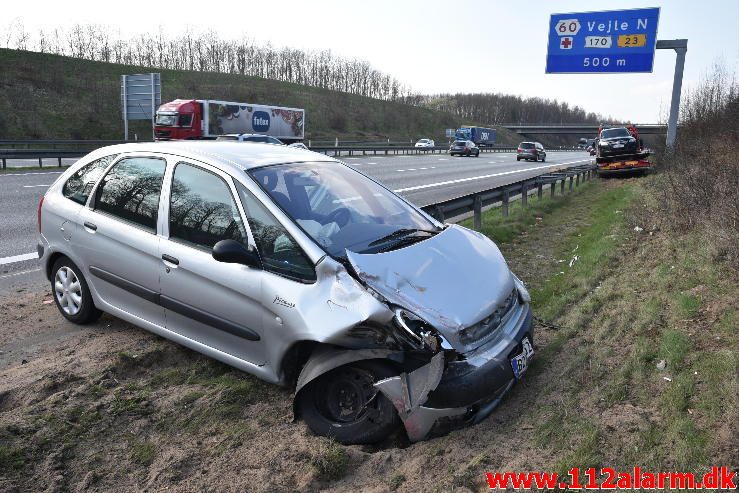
[501,124,667,135]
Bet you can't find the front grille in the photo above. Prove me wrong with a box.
[459,289,517,345]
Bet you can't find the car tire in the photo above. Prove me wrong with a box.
[475,150,480,157]
[542,155,546,162]
[516,157,520,161]
[51,257,102,325]
[298,360,401,444]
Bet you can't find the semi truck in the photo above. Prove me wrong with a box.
[454,126,496,147]
[154,99,305,142]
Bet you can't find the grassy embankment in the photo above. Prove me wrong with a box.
[0,48,524,145]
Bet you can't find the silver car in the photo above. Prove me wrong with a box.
[38,141,534,444]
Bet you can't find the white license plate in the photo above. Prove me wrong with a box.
[612,143,624,148]
[511,337,534,379]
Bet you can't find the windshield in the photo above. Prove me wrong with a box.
[418,139,428,143]
[155,113,177,126]
[249,162,438,257]
[601,128,630,139]
[519,142,535,149]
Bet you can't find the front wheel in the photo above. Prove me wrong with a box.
[51,257,102,324]
[475,150,480,157]
[298,361,401,444]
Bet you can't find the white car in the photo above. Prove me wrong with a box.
[415,139,435,148]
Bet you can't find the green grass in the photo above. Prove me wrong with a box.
[460,181,597,246]
[128,438,157,466]
[311,439,348,482]
[0,445,26,472]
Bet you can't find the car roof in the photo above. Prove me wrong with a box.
[84,141,334,174]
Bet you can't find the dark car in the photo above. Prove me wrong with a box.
[597,127,638,158]
[516,142,546,162]
[450,140,480,157]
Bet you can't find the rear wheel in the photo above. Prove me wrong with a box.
[516,157,521,161]
[51,257,102,324]
[298,361,401,444]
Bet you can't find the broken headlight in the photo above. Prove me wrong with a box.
[393,308,444,351]
[512,273,531,304]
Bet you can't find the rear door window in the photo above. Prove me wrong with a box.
[94,157,166,232]
[168,162,247,250]
[62,154,118,205]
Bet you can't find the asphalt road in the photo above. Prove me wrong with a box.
[0,150,591,291]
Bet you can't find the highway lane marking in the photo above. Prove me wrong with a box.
[1,171,63,177]
[23,184,51,188]
[367,162,377,165]
[0,268,41,280]
[393,159,590,193]
[0,252,38,266]
[488,161,497,164]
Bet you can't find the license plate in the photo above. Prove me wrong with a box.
[612,143,624,148]
[511,337,534,379]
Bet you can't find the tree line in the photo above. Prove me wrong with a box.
[2,20,605,124]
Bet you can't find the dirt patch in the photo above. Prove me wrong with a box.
[0,178,735,492]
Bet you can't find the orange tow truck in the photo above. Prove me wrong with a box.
[595,124,653,176]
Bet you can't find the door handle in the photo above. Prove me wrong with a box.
[83,221,97,231]
[161,254,179,265]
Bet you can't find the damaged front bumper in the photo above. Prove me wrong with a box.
[375,304,533,442]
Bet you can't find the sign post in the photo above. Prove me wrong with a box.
[120,73,161,141]
[657,39,688,148]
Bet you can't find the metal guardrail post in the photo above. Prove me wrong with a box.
[2,158,5,170]
[58,157,62,167]
[537,183,543,200]
[502,191,509,217]
[560,179,565,194]
[38,157,42,168]
[521,183,528,208]
[551,182,556,198]
[473,195,482,230]
[569,176,574,190]
[576,173,580,186]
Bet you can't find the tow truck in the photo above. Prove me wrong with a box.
[595,124,653,176]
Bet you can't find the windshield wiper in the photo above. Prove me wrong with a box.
[367,228,437,247]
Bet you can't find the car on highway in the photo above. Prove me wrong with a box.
[217,133,285,145]
[517,142,546,162]
[37,141,534,445]
[596,127,638,158]
[414,138,435,148]
[449,140,480,157]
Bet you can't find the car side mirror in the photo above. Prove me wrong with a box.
[212,239,261,268]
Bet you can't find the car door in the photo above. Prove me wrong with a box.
[75,154,167,327]
[159,160,268,366]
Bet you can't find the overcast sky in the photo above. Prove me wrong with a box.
[4,0,738,122]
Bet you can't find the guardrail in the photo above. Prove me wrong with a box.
[420,163,597,226]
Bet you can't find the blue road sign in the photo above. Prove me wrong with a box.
[546,8,660,73]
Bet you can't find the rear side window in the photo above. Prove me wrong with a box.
[235,182,316,283]
[62,154,117,205]
[94,157,166,232]
[169,163,247,250]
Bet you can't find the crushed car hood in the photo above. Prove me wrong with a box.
[346,225,514,350]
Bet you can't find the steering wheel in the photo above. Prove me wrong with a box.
[325,207,351,227]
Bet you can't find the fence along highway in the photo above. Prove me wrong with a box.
[0,150,590,290]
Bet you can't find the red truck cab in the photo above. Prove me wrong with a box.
[154,99,203,140]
